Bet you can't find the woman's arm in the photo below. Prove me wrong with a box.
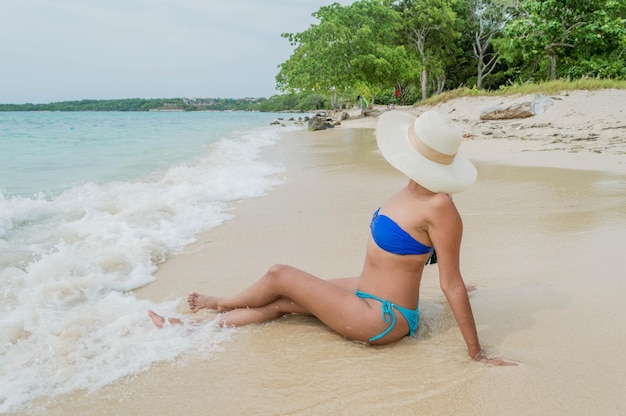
[427,195,515,366]
[443,276,516,366]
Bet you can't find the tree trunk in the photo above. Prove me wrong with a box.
[546,45,557,81]
[331,90,338,110]
[436,75,445,95]
[421,69,428,100]
[474,31,485,90]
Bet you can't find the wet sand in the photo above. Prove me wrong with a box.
[39,92,626,415]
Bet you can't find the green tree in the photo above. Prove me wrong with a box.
[498,0,626,81]
[395,0,461,100]
[563,0,626,79]
[467,0,516,89]
[276,0,410,109]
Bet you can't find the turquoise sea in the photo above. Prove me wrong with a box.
[0,111,307,413]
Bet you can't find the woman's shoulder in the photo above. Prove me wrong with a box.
[429,193,455,209]
[426,193,460,222]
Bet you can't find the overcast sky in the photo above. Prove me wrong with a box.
[0,0,353,104]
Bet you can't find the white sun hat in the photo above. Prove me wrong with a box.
[375,110,477,194]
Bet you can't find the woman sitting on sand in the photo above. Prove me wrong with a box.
[149,110,513,365]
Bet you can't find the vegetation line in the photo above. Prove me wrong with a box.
[419,79,626,107]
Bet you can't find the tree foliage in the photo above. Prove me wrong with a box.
[277,0,626,102]
[276,0,413,107]
[497,0,626,81]
[466,0,516,89]
[395,0,461,99]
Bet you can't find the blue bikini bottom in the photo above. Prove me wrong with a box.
[355,289,419,342]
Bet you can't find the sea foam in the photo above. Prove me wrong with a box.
[0,122,296,413]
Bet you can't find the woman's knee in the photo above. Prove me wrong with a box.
[264,264,301,290]
[264,264,291,283]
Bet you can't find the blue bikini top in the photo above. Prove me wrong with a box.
[370,208,433,255]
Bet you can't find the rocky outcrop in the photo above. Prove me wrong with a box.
[480,94,553,120]
[269,116,306,127]
[308,111,349,131]
[308,112,334,131]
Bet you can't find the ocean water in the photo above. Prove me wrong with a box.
[0,111,306,413]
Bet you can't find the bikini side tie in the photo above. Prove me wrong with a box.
[370,300,396,342]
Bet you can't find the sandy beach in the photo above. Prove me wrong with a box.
[39,90,626,415]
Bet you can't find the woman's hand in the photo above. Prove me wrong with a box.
[473,350,518,366]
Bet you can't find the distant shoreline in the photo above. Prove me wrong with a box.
[0,97,269,112]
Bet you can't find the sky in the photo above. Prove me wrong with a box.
[0,0,354,104]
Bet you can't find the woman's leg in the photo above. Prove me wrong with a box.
[213,265,387,341]
[185,265,383,342]
[188,276,358,313]
[150,266,410,343]
[217,296,307,326]
[215,276,359,326]
[150,274,359,329]
[148,297,303,328]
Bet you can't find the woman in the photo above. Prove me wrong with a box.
[149,110,513,365]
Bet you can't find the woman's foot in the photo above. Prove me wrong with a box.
[147,309,182,328]
[187,292,220,312]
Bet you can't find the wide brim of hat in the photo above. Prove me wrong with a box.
[376,111,477,193]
